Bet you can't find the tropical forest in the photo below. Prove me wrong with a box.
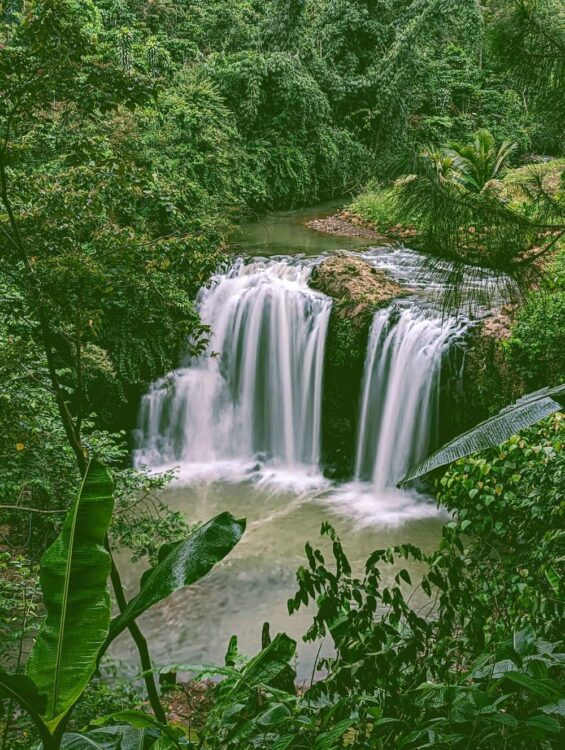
[1,1,564,748]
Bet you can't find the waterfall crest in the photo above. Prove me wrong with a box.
[135,259,331,476]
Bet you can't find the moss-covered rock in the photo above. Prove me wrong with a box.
[309,253,406,478]
[310,253,406,326]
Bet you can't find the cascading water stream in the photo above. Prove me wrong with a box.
[135,258,331,478]
[135,245,473,497]
[355,303,465,490]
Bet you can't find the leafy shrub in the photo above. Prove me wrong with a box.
[437,414,565,643]
[197,414,565,749]
[505,250,565,388]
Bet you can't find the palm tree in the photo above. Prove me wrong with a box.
[392,129,563,307]
[447,129,517,193]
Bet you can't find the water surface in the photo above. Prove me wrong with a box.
[231,202,371,256]
[112,480,444,681]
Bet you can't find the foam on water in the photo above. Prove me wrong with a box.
[322,482,445,528]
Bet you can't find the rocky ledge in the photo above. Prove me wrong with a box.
[309,252,406,324]
[306,212,390,241]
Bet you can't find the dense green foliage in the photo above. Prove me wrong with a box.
[505,249,565,387]
[1,0,565,748]
[186,416,563,749]
[2,0,564,522]
[1,462,245,748]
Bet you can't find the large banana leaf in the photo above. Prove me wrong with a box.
[59,727,153,750]
[106,512,245,645]
[26,461,114,732]
[401,384,565,484]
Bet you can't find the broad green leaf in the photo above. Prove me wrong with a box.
[230,633,296,696]
[473,659,516,680]
[401,384,565,483]
[60,732,120,749]
[523,715,561,733]
[504,672,562,701]
[272,737,295,750]
[95,712,183,748]
[106,512,245,644]
[312,719,354,749]
[256,702,292,726]
[79,725,155,750]
[116,727,151,750]
[26,462,114,731]
[544,566,561,594]
[0,671,49,740]
[514,626,536,657]
[150,738,177,749]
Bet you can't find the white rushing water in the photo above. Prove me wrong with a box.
[354,304,465,490]
[135,258,331,483]
[135,250,470,507]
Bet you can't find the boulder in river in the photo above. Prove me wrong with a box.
[309,252,406,325]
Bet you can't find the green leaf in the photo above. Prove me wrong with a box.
[67,727,150,750]
[26,462,114,731]
[0,671,46,717]
[150,738,176,750]
[256,703,292,726]
[94,712,182,748]
[401,384,565,483]
[544,566,561,594]
[0,671,49,741]
[504,672,562,701]
[60,732,121,749]
[514,626,536,657]
[107,512,245,645]
[524,715,561,734]
[312,719,354,749]
[233,633,296,693]
[272,737,295,750]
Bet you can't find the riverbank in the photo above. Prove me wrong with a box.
[305,207,417,244]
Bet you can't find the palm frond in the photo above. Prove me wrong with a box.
[400,384,565,484]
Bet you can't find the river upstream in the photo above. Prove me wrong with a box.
[111,204,470,680]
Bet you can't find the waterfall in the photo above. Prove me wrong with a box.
[135,258,331,476]
[355,304,464,490]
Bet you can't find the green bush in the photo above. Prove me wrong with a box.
[437,414,565,644]
[505,251,565,387]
